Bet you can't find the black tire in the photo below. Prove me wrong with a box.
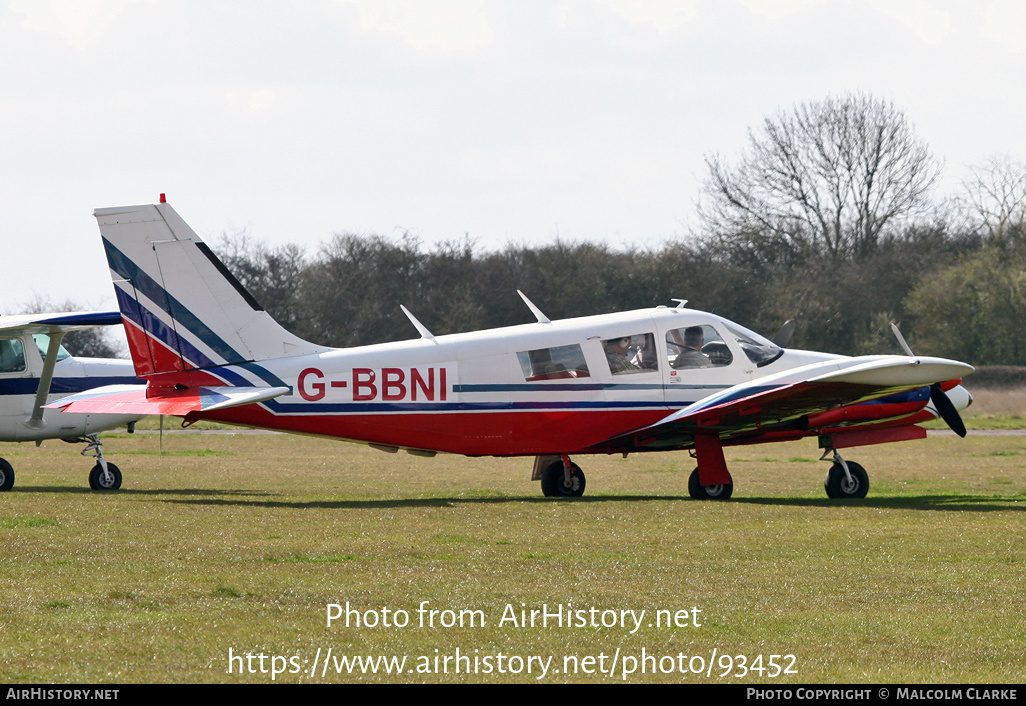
[540,460,586,497]
[89,462,122,491]
[824,461,868,499]
[688,467,733,500]
[0,458,13,492]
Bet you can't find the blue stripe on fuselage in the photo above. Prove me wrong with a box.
[0,376,140,396]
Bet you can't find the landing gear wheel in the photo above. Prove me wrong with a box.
[89,462,122,491]
[688,467,733,500]
[540,461,586,497]
[824,461,868,499]
[0,458,13,492]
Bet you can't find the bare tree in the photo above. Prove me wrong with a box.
[13,295,125,359]
[699,93,941,263]
[955,155,1026,247]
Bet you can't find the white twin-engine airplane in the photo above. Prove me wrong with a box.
[0,312,140,491]
[51,198,974,500]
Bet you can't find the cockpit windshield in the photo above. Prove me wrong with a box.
[32,334,71,362]
[725,323,783,367]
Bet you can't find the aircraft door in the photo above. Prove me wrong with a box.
[661,323,744,408]
[0,336,35,428]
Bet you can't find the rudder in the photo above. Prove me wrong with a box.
[96,201,324,378]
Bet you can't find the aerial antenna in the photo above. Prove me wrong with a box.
[889,322,915,357]
[400,305,435,341]
[517,291,550,324]
[670,299,688,309]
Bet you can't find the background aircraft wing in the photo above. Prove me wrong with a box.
[595,356,973,452]
[0,310,126,427]
[46,384,291,416]
[0,310,122,335]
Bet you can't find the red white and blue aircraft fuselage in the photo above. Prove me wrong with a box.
[52,200,974,499]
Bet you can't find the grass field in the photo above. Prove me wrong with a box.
[1,426,1024,684]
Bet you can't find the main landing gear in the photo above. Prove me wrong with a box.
[688,467,733,500]
[0,433,122,492]
[538,455,586,497]
[78,434,122,491]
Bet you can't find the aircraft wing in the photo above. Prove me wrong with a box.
[597,356,973,451]
[0,310,123,334]
[0,310,126,428]
[45,384,291,416]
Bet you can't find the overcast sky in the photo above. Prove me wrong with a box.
[1,0,1024,315]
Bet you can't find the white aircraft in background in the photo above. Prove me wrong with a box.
[0,312,140,491]
[51,198,973,500]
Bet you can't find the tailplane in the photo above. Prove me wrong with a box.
[96,200,325,378]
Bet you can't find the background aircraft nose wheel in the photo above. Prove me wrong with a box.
[688,468,733,500]
[89,462,122,491]
[541,460,586,497]
[0,458,14,491]
[824,461,868,499]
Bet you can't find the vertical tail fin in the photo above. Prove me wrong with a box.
[96,202,324,378]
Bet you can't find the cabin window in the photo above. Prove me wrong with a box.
[32,334,71,363]
[666,325,733,369]
[517,344,590,381]
[602,333,658,375]
[725,324,783,367]
[0,338,26,373]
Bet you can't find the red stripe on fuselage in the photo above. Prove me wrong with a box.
[197,405,672,456]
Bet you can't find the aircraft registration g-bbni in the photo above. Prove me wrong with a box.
[0,311,141,491]
[50,198,974,500]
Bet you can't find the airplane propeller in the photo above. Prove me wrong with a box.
[929,383,967,438]
[771,319,796,347]
[889,323,967,438]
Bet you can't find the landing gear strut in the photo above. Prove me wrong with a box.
[687,434,734,500]
[73,434,123,491]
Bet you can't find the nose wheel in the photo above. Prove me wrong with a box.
[822,450,869,499]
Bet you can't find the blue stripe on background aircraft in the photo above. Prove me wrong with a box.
[50,197,974,500]
[0,312,140,491]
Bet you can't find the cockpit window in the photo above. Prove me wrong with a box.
[602,333,658,375]
[0,338,26,373]
[33,334,71,363]
[666,325,733,369]
[517,344,590,381]
[726,323,783,367]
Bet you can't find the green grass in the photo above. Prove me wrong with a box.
[0,430,1023,684]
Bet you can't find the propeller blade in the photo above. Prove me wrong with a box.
[771,319,796,347]
[930,383,967,438]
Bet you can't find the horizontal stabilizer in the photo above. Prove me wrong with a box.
[45,383,290,417]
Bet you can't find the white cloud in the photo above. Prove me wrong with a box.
[738,0,823,22]
[9,0,153,49]
[865,0,951,45]
[336,0,493,51]
[983,0,1026,52]
[227,88,276,113]
[595,0,699,33]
